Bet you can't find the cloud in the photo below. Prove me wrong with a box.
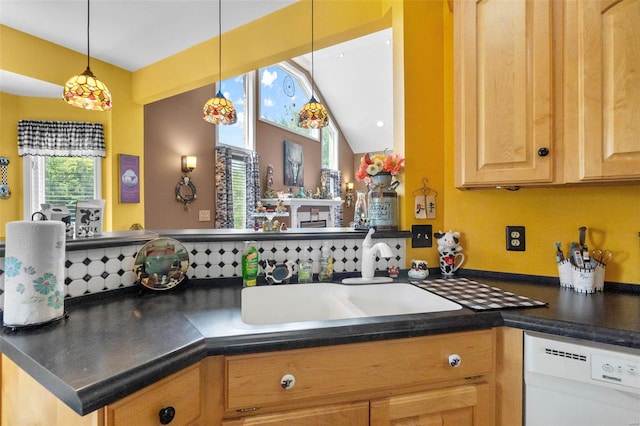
[261,69,277,87]
[263,98,274,107]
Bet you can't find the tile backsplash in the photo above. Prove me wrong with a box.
[0,237,406,305]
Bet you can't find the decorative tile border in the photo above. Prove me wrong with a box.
[0,237,406,304]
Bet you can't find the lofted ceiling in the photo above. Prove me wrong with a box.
[0,0,392,154]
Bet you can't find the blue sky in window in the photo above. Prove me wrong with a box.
[218,76,246,148]
[259,65,317,139]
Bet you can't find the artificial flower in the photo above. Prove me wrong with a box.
[356,151,404,182]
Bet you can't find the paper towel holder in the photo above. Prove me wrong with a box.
[3,312,69,332]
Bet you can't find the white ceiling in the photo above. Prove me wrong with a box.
[0,0,392,154]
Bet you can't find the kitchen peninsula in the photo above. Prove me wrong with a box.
[0,228,639,425]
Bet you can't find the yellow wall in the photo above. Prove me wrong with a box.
[0,25,144,234]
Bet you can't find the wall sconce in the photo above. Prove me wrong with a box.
[345,182,354,207]
[181,155,197,173]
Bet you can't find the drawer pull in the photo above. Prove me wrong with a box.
[448,354,462,368]
[280,374,296,390]
[158,406,176,424]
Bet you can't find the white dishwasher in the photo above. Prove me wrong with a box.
[525,331,640,426]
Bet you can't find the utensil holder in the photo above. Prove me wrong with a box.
[570,264,597,293]
[557,259,572,288]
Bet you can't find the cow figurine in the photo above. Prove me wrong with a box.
[434,230,465,276]
[407,260,429,280]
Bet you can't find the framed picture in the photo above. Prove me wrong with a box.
[283,140,304,186]
[119,154,140,203]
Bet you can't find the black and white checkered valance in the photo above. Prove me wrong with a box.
[17,120,106,157]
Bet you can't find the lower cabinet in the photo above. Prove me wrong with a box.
[1,354,203,426]
[221,402,370,425]
[3,327,523,426]
[215,329,497,426]
[370,383,493,426]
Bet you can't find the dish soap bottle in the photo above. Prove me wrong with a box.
[318,242,333,282]
[297,250,313,283]
[242,241,259,287]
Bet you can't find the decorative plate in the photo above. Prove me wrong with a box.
[134,238,190,290]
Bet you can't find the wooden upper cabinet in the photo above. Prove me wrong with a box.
[563,0,640,182]
[455,0,555,187]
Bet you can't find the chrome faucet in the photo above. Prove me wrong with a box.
[361,228,394,279]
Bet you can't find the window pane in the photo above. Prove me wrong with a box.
[218,75,248,149]
[259,63,320,140]
[231,158,247,229]
[44,157,96,221]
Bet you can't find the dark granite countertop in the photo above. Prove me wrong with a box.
[1,274,639,416]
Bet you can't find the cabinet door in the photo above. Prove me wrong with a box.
[105,363,202,426]
[370,383,493,426]
[455,0,555,187]
[564,0,640,182]
[222,401,369,425]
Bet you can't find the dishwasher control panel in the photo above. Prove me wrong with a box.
[591,353,640,389]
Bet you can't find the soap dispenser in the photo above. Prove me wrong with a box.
[297,249,313,283]
[318,242,334,282]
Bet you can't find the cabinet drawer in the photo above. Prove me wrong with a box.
[105,363,202,426]
[226,330,494,411]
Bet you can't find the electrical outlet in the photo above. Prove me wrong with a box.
[506,226,525,251]
[412,224,432,248]
[198,210,211,222]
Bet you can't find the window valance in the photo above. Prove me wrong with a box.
[18,120,106,157]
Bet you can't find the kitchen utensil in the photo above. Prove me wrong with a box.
[591,249,613,265]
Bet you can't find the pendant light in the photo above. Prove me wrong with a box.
[63,0,112,111]
[298,0,328,129]
[203,0,237,125]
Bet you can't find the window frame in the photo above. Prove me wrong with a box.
[216,71,256,152]
[22,155,102,220]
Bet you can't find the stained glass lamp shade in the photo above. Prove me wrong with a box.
[297,0,328,129]
[202,0,237,125]
[62,0,112,111]
[298,96,328,129]
[203,90,237,125]
[63,67,112,111]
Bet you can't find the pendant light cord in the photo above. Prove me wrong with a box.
[218,0,222,86]
[311,0,315,97]
[86,0,91,69]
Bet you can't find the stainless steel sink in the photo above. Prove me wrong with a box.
[241,283,462,325]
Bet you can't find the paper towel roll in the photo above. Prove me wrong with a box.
[3,220,66,327]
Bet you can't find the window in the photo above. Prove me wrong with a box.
[215,72,256,229]
[231,157,247,228]
[217,72,255,151]
[259,62,320,141]
[322,120,339,170]
[23,156,101,221]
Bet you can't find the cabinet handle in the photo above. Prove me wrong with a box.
[448,354,462,368]
[280,374,296,390]
[158,406,176,424]
[537,147,550,157]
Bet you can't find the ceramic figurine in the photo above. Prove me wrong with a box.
[434,230,465,276]
[407,260,429,279]
[260,259,295,284]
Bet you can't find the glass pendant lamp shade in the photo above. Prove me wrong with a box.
[298,95,328,129]
[62,0,112,111]
[203,90,237,124]
[298,0,328,129]
[63,67,112,111]
[202,0,237,125]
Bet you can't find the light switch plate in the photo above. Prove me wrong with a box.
[199,210,211,222]
[412,224,432,248]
